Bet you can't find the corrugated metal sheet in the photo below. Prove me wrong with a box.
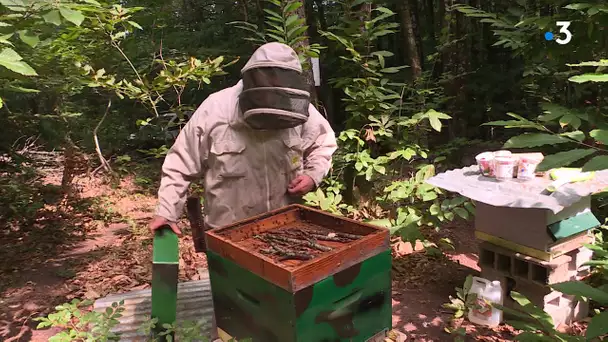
[426,165,608,213]
[94,271,214,341]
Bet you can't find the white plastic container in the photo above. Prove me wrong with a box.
[494,156,515,180]
[493,150,512,158]
[517,156,542,180]
[468,277,503,328]
[475,152,494,177]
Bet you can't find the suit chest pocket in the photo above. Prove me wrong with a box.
[282,135,303,173]
[210,140,247,178]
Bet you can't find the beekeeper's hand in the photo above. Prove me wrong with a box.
[287,175,315,197]
[149,215,182,236]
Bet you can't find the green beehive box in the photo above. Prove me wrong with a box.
[205,204,392,342]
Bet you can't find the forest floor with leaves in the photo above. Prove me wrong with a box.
[0,161,586,341]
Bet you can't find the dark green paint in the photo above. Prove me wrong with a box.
[151,228,179,340]
[547,211,600,240]
[207,249,392,342]
[153,227,179,263]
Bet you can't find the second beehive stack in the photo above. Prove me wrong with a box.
[474,198,599,327]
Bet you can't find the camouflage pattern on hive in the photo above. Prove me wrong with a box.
[207,249,392,342]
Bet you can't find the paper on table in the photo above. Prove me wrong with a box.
[425,165,608,214]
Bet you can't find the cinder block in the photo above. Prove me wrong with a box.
[567,246,593,280]
[479,265,589,327]
[542,294,589,327]
[478,242,574,285]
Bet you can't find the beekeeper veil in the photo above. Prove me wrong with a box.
[239,42,310,130]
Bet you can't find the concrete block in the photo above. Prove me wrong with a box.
[478,242,575,285]
[479,265,589,328]
[567,246,593,279]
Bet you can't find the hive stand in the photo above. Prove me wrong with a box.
[425,165,605,328]
[478,242,592,327]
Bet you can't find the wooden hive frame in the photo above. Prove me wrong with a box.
[205,204,390,293]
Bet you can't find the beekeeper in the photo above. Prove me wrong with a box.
[149,42,337,235]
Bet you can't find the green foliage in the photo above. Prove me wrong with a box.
[74,3,232,125]
[229,0,322,64]
[491,280,608,342]
[0,0,102,77]
[320,5,407,128]
[469,227,608,340]
[443,275,477,342]
[35,298,251,342]
[485,79,608,172]
[444,229,608,340]
[303,186,354,216]
[443,275,476,319]
[287,1,472,246]
[34,298,125,342]
[0,163,47,222]
[585,225,608,283]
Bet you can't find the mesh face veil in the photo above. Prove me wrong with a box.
[239,43,311,130]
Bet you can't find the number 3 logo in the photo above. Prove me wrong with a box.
[556,21,572,45]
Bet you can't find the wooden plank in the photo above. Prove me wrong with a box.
[300,208,386,235]
[94,270,215,342]
[213,208,301,242]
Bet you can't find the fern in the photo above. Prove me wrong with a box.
[451,4,542,51]
[229,0,322,65]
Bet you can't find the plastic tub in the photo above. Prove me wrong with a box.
[494,156,515,180]
[475,152,494,177]
[517,155,543,180]
[493,150,512,158]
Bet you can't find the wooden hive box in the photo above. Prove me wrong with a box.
[204,204,392,342]
[474,196,600,261]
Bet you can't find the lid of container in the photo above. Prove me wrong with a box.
[521,156,542,163]
[476,152,494,160]
[491,280,501,287]
[495,156,514,163]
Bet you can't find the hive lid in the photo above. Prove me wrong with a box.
[547,211,601,241]
[426,165,608,214]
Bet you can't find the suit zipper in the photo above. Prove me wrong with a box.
[263,140,271,211]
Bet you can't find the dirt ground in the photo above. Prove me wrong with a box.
[0,168,568,341]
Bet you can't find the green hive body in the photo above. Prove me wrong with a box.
[151,228,179,339]
[207,249,392,342]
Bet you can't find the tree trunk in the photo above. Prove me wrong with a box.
[312,0,337,124]
[411,0,424,70]
[239,0,248,22]
[291,1,318,102]
[426,0,436,48]
[314,0,328,31]
[399,0,422,79]
[255,0,265,30]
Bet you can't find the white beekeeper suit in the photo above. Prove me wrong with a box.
[154,42,337,229]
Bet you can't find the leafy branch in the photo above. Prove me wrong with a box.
[229,0,323,64]
[485,93,608,172]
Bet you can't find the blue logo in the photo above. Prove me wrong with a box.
[544,31,554,41]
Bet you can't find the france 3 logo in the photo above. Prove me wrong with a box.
[544,21,572,45]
